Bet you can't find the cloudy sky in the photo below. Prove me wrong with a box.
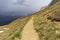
[0,0,52,16]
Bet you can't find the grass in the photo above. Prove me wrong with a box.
[33,16,60,40]
[11,16,31,40]
[3,16,31,40]
[33,1,60,40]
[33,18,57,40]
[47,10,60,21]
[0,1,60,40]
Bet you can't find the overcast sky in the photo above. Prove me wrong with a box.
[0,0,52,16]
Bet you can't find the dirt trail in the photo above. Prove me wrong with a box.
[21,18,39,40]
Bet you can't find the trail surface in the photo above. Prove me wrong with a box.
[21,18,39,40]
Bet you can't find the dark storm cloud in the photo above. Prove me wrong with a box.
[0,0,52,16]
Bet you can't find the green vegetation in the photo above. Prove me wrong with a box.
[47,10,60,21]
[11,17,31,40]
[33,1,60,40]
[34,17,57,40]
[33,15,60,40]
[0,0,60,40]
[4,17,31,40]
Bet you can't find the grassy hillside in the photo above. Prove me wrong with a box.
[33,1,60,40]
[0,16,31,40]
[0,0,60,40]
[50,0,60,5]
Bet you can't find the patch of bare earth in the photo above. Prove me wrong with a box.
[21,18,39,40]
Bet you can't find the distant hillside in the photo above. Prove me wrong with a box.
[50,0,60,5]
[0,0,60,40]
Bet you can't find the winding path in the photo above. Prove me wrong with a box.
[21,18,39,40]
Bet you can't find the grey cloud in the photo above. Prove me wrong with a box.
[0,0,52,16]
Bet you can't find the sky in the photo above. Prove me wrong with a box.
[0,0,52,16]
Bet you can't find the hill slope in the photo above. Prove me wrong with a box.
[0,0,60,40]
[50,0,60,5]
[0,16,31,40]
[32,1,60,40]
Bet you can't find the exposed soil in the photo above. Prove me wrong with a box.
[21,18,39,40]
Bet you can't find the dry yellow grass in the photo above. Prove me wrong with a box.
[0,1,60,40]
[32,1,60,40]
[0,16,31,40]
